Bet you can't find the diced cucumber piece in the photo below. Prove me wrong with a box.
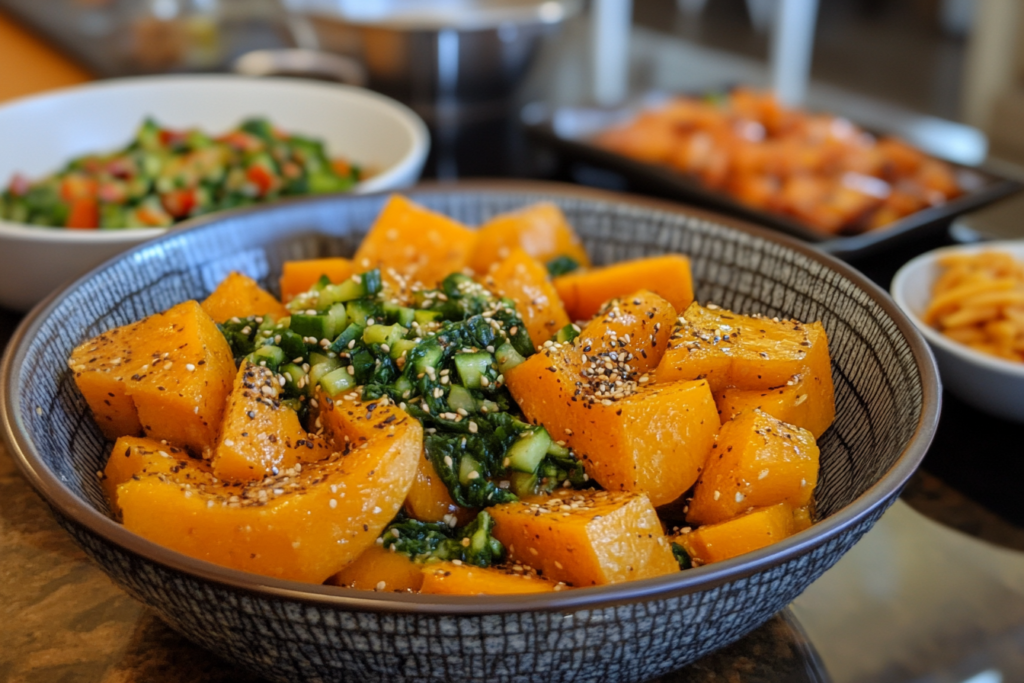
[308,352,333,367]
[326,303,348,337]
[281,363,306,392]
[510,471,538,498]
[308,358,342,387]
[312,274,331,292]
[554,324,581,345]
[392,375,414,398]
[360,269,383,295]
[329,323,364,354]
[363,324,408,347]
[290,313,332,340]
[507,427,552,473]
[547,440,571,458]
[346,299,377,327]
[479,399,500,414]
[318,367,356,398]
[494,342,526,372]
[454,352,493,389]
[318,279,364,307]
[459,456,483,486]
[413,344,443,376]
[250,345,284,370]
[384,302,416,327]
[280,397,303,413]
[414,309,443,326]
[448,385,477,414]
[389,338,418,361]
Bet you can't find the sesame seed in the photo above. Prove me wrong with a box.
[329,498,337,509]
[713,490,720,501]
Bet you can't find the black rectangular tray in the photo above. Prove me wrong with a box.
[523,99,1022,258]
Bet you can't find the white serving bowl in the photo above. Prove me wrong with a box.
[0,75,429,312]
[891,240,1024,422]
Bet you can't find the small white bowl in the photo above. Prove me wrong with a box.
[0,74,429,311]
[891,240,1024,422]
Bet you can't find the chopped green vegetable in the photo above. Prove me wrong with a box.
[547,255,581,277]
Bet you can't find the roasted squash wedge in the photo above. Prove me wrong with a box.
[329,545,425,592]
[553,255,694,322]
[68,300,235,453]
[420,562,559,595]
[715,374,834,438]
[201,271,288,322]
[676,502,796,565]
[656,303,835,406]
[575,289,677,374]
[101,435,207,517]
[489,489,678,586]
[353,195,477,288]
[468,202,590,275]
[686,409,819,526]
[404,454,475,525]
[115,404,422,583]
[482,248,571,348]
[211,362,333,482]
[279,258,354,303]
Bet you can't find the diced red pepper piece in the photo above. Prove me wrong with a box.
[246,165,275,196]
[161,188,197,218]
[60,176,98,202]
[66,197,99,229]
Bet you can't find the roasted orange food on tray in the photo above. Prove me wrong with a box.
[594,89,962,236]
[69,194,836,593]
[923,250,1024,363]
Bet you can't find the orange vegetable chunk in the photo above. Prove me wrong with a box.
[353,195,477,288]
[279,258,354,303]
[575,289,677,374]
[483,248,570,348]
[677,502,796,565]
[656,303,835,407]
[318,389,408,447]
[102,436,206,516]
[68,300,235,453]
[469,202,590,274]
[405,454,474,525]
[201,271,287,322]
[687,409,819,526]
[420,563,558,595]
[212,362,333,482]
[715,374,835,438]
[489,489,678,586]
[116,404,422,583]
[553,255,694,322]
[329,545,425,593]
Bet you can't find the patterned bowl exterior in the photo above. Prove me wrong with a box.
[2,182,940,683]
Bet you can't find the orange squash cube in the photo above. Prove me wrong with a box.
[201,271,288,322]
[575,289,677,374]
[329,545,425,593]
[686,409,819,527]
[489,489,678,587]
[506,343,718,506]
[211,362,333,482]
[482,248,570,348]
[420,563,560,595]
[404,453,474,525]
[656,303,835,405]
[116,402,422,583]
[68,300,235,453]
[353,195,477,288]
[279,258,355,303]
[317,389,409,448]
[468,202,590,274]
[715,374,835,438]
[101,436,207,516]
[677,502,796,565]
[553,255,694,322]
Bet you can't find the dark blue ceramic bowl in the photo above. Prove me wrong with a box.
[1,182,940,683]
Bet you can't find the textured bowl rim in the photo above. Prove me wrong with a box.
[1,180,941,615]
[891,239,1024,378]
[0,73,430,240]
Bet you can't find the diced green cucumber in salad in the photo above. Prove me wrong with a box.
[0,118,363,229]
